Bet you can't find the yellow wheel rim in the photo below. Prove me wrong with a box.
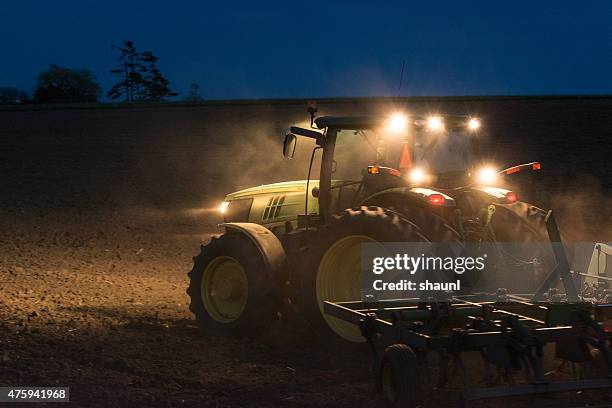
[381,363,396,403]
[201,256,248,323]
[316,235,377,342]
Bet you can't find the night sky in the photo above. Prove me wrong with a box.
[2,0,611,100]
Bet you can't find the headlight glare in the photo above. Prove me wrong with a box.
[427,116,444,131]
[219,201,230,214]
[476,167,498,185]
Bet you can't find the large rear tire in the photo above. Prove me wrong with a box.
[295,206,429,343]
[467,203,564,293]
[187,233,280,337]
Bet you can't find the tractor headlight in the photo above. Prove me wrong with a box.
[219,201,230,214]
[386,112,408,133]
[427,116,444,131]
[468,118,481,131]
[408,168,427,185]
[475,167,498,185]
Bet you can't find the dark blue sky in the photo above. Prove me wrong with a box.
[2,0,611,100]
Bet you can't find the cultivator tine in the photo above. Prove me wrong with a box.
[417,351,431,387]
[579,310,612,377]
[437,350,451,389]
[359,312,380,370]
[480,353,495,385]
[452,353,468,388]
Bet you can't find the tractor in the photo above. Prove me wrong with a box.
[187,109,554,343]
[187,109,612,405]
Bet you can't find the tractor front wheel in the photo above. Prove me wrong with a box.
[187,233,280,337]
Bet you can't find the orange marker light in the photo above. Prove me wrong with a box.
[368,165,402,177]
[532,162,541,171]
[505,166,521,175]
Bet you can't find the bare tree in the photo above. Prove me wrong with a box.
[185,82,203,102]
[108,40,177,102]
[107,41,142,102]
[138,51,177,101]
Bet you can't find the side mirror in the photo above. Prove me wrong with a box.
[283,133,297,159]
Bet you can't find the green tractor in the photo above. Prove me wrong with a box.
[187,110,551,342]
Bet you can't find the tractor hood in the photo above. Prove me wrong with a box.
[223,180,456,228]
[222,180,322,225]
[225,180,319,201]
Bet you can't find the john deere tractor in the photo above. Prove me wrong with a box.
[187,110,551,342]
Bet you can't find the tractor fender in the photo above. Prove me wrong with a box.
[219,222,286,274]
[492,202,549,239]
[361,187,455,208]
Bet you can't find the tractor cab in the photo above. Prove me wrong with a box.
[284,113,485,223]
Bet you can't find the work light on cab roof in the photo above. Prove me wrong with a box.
[468,117,481,131]
[385,112,408,133]
[426,115,444,131]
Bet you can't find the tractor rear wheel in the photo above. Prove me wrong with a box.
[295,206,428,343]
[466,203,566,293]
[187,233,280,337]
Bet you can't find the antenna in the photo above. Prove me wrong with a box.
[307,100,318,128]
[397,60,405,97]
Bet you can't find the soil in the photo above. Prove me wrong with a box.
[0,202,382,407]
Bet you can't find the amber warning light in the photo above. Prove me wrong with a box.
[368,165,401,177]
[503,162,542,175]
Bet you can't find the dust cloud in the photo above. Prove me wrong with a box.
[548,175,612,242]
